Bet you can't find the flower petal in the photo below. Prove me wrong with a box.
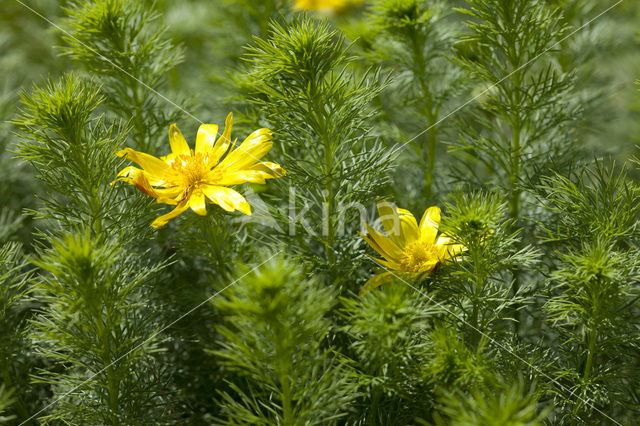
[363,223,404,260]
[252,162,286,178]
[360,272,395,295]
[112,166,183,201]
[397,208,419,244]
[376,201,419,245]
[190,189,207,216]
[201,185,251,215]
[111,166,140,185]
[218,128,273,172]
[366,254,402,271]
[151,200,189,228]
[377,200,403,243]
[169,124,191,156]
[116,148,176,180]
[359,231,390,260]
[418,259,439,274]
[419,206,441,244]
[435,235,466,262]
[210,113,234,164]
[195,124,219,155]
[212,162,286,185]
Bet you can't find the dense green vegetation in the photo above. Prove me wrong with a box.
[1,0,639,424]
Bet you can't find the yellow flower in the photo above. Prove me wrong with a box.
[293,0,363,13]
[359,201,466,293]
[112,113,285,228]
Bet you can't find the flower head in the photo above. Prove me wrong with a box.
[359,201,465,293]
[112,113,285,228]
[293,0,364,13]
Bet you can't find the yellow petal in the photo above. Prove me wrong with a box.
[195,124,219,155]
[190,190,207,216]
[156,196,180,205]
[111,166,139,186]
[212,162,286,185]
[210,113,234,164]
[363,223,404,260]
[377,200,403,244]
[418,259,439,274]
[116,148,176,180]
[359,231,390,261]
[151,201,189,228]
[366,254,402,271]
[111,166,158,198]
[252,162,286,178]
[419,206,441,244]
[376,201,419,245]
[112,166,183,200]
[397,208,419,244]
[218,128,273,172]
[169,124,191,156]
[435,235,466,262]
[201,185,251,215]
[360,272,395,295]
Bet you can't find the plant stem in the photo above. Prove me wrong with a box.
[281,370,292,425]
[509,66,523,336]
[131,82,148,152]
[469,242,485,351]
[308,74,336,267]
[424,113,437,201]
[583,327,597,381]
[410,30,438,201]
[107,365,120,425]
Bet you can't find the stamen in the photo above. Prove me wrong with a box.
[400,240,438,273]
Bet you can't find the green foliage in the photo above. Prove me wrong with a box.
[438,191,540,344]
[341,281,439,423]
[535,163,640,244]
[367,0,467,204]
[14,45,167,424]
[433,379,547,426]
[537,163,640,423]
[61,0,187,152]
[15,74,148,236]
[0,384,16,424]
[0,243,37,422]
[213,255,356,425]
[425,322,493,392]
[29,232,166,424]
[236,17,393,285]
[2,0,640,424]
[452,0,577,221]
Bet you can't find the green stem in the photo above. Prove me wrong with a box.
[107,366,120,425]
[309,74,336,267]
[509,118,522,220]
[469,242,485,351]
[510,123,522,336]
[368,387,382,425]
[281,370,292,425]
[470,303,479,348]
[424,115,437,201]
[97,302,119,424]
[131,83,148,152]
[275,331,293,425]
[324,157,336,266]
[410,31,438,201]
[583,327,597,381]
[509,66,523,335]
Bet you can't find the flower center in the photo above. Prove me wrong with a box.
[399,240,439,273]
[170,152,210,188]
